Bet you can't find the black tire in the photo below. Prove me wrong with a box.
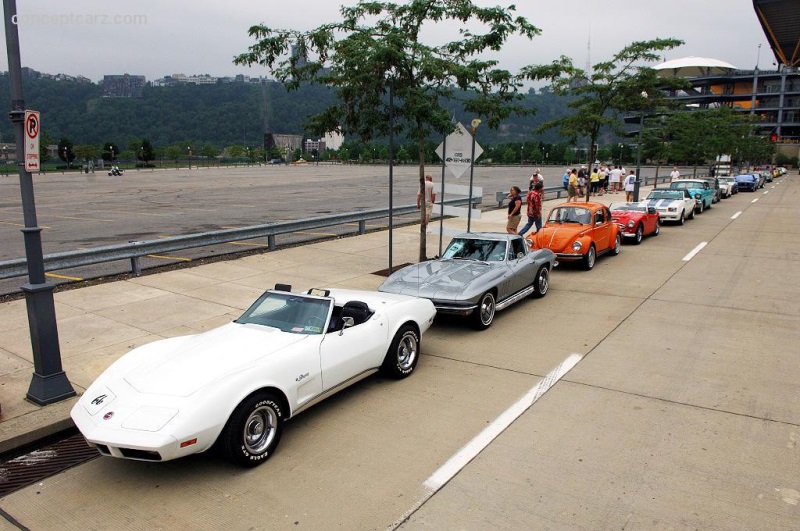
[381,324,420,378]
[583,245,596,270]
[696,202,704,214]
[633,225,643,245]
[531,266,549,298]
[220,392,284,468]
[470,291,496,330]
[653,223,660,236]
[687,208,694,221]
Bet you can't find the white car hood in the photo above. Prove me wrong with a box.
[122,323,309,397]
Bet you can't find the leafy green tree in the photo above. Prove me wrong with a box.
[141,139,155,164]
[235,0,542,260]
[57,137,76,168]
[73,144,100,163]
[200,144,219,163]
[524,38,686,200]
[39,130,52,163]
[102,142,120,163]
[164,145,183,165]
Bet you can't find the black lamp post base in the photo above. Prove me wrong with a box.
[26,371,76,406]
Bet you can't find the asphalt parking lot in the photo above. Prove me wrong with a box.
[0,171,798,530]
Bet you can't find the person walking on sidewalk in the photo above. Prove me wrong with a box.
[519,181,544,236]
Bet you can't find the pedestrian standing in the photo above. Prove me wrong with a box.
[590,167,600,196]
[624,170,636,202]
[562,169,570,191]
[598,166,607,195]
[518,181,544,236]
[417,174,436,228]
[567,169,578,203]
[670,166,681,182]
[506,186,522,234]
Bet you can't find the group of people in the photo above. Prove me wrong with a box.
[561,165,638,202]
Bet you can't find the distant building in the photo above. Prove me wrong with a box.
[102,74,146,97]
[322,129,344,151]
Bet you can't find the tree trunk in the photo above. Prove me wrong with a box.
[416,120,427,262]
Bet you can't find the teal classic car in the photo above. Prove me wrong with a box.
[669,179,715,213]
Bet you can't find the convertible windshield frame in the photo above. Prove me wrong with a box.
[548,206,592,225]
[236,290,333,335]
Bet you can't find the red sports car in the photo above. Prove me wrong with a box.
[609,202,660,244]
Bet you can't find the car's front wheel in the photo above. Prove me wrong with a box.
[687,208,694,221]
[220,392,284,468]
[583,244,597,270]
[633,224,643,244]
[470,291,496,330]
[381,324,420,378]
[696,202,704,214]
[531,266,549,298]
[653,223,660,236]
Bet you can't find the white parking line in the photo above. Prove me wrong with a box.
[751,197,759,203]
[731,211,742,220]
[683,242,707,261]
[763,190,769,195]
[424,353,583,492]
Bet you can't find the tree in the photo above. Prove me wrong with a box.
[57,137,76,168]
[235,0,541,261]
[39,131,52,163]
[524,38,686,200]
[138,139,155,164]
[73,144,100,165]
[102,142,120,163]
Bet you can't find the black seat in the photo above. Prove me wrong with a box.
[340,301,373,326]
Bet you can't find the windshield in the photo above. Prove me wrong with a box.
[735,174,755,182]
[670,181,702,190]
[647,191,682,200]
[610,203,646,213]
[442,237,507,262]
[548,206,592,225]
[236,291,332,334]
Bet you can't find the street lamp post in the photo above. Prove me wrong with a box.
[4,0,75,404]
[634,92,647,201]
[467,118,481,232]
[187,146,192,169]
[520,144,524,167]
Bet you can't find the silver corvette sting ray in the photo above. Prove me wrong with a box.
[378,232,555,330]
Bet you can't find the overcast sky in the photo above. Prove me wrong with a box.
[1,0,775,83]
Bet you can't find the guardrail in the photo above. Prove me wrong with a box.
[0,197,479,280]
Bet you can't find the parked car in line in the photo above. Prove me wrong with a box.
[719,175,739,194]
[71,285,436,467]
[755,172,766,188]
[379,233,554,330]
[734,173,759,192]
[669,179,715,213]
[644,188,696,225]
[762,170,773,183]
[609,202,660,244]
[715,176,732,198]
[526,202,621,270]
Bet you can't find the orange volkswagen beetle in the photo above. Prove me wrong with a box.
[526,202,621,270]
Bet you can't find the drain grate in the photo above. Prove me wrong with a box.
[0,430,100,497]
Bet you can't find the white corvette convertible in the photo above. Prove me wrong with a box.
[71,285,436,467]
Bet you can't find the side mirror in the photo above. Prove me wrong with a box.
[339,316,355,336]
[648,207,656,214]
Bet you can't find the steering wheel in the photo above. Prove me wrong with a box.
[304,316,326,329]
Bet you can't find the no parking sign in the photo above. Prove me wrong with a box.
[24,110,40,172]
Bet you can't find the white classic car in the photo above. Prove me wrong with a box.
[71,285,436,467]
[644,188,696,225]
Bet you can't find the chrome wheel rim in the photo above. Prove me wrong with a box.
[587,248,596,268]
[538,269,549,294]
[243,404,277,455]
[479,294,495,325]
[396,332,418,370]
